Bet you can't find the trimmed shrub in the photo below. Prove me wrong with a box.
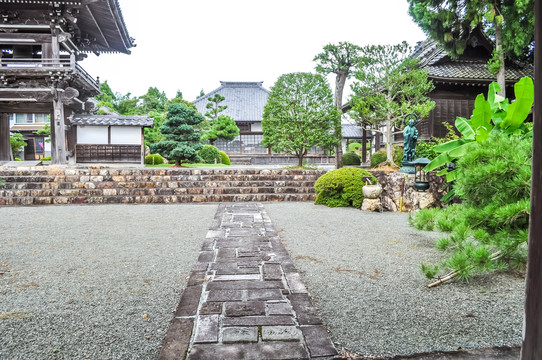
[41,156,51,161]
[348,142,362,153]
[342,151,360,166]
[219,151,231,165]
[394,146,403,167]
[198,145,221,164]
[314,167,376,208]
[370,151,387,168]
[145,154,164,165]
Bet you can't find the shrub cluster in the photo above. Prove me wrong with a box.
[314,167,376,208]
[219,151,231,165]
[145,154,164,165]
[198,145,222,164]
[370,151,386,168]
[348,142,362,153]
[342,151,360,166]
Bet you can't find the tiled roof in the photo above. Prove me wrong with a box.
[342,123,365,139]
[193,81,270,122]
[426,62,533,81]
[412,29,533,83]
[70,115,154,127]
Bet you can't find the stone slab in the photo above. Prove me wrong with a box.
[288,293,323,326]
[213,274,261,281]
[188,342,309,360]
[261,326,303,342]
[199,302,223,315]
[285,273,308,294]
[267,302,293,316]
[193,315,219,344]
[198,251,215,263]
[206,289,244,302]
[175,284,203,317]
[222,315,295,327]
[301,325,338,358]
[206,280,283,291]
[158,317,193,360]
[246,288,283,301]
[224,301,265,317]
[187,271,206,286]
[222,327,259,343]
[263,263,282,280]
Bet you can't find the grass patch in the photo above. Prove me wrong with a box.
[145,163,230,168]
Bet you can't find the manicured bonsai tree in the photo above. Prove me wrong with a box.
[150,103,204,166]
[144,154,164,165]
[203,115,239,145]
[219,151,231,165]
[314,167,376,208]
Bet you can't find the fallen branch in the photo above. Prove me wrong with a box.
[428,251,502,288]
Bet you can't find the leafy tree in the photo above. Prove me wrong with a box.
[140,87,168,113]
[196,89,205,99]
[112,92,140,115]
[262,72,341,167]
[349,42,435,166]
[150,103,204,166]
[144,111,167,147]
[95,81,116,109]
[407,0,535,97]
[314,42,362,168]
[202,115,239,145]
[10,133,26,159]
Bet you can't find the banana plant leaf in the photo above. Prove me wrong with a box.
[433,138,470,153]
[501,77,534,131]
[488,82,507,112]
[448,142,473,158]
[475,126,491,143]
[471,94,492,130]
[455,117,475,139]
[445,169,458,182]
[440,188,456,203]
[424,151,452,171]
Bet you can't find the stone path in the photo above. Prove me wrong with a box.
[159,203,338,360]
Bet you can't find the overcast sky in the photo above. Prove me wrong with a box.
[82,0,427,102]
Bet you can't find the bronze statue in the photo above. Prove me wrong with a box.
[403,117,418,163]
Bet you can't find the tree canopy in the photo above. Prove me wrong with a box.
[349,42,435,165]
[314,41,362,168]
[262,72,341,167]
[149,103,204,165]
[202,115,239,145]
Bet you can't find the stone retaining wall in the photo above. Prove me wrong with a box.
[0,167,327,206]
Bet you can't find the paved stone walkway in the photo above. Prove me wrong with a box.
[159,203,338,360]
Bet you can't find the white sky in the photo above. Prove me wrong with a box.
[82,0,427,102]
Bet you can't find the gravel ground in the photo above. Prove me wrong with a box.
[264,202,525,358]
[0,204,217,360]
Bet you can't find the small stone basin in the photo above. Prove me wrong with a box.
[362,184,382,199]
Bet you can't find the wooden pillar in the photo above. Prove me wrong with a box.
[521,0,541,358]
[362,128,367,163]
[51,92,67,165]
[0,113,10,161]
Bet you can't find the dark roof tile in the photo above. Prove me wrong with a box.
[70,114,154,127]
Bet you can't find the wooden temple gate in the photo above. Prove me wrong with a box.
[0,0,135,164]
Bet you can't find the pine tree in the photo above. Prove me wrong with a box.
[150,103,204,166]
[203,115,239,145]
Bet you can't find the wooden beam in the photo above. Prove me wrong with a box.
[86,4,110,48]
[0,33,53,43]
[0,103,53,113]
[521,0,542,358]
[0,113,10,161]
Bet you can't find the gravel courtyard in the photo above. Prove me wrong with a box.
[0,204,217,359]
[1,202,526,359]
[265,202,525,358]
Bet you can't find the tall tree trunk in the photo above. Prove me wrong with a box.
[334,71,347,169]
[521,0,541,357]
[385,118,394,165]
[298,153,304,168]
[495,5,506,98]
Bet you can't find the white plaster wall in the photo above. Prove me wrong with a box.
[251,123,262,132]
[110,126,141,145]
[77,126,108,144]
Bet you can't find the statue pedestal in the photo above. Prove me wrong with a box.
[398,161,416,174]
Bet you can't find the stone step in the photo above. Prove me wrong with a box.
[0,186,315,197]
[0,193,316,206]
[1,180,318,190]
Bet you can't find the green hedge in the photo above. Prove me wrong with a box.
[219,151,231,165]
[342,151,360,166]
[145,154,164,165]
[198,145,221,164]
[314,167,376,208]
[370,151,387,168]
